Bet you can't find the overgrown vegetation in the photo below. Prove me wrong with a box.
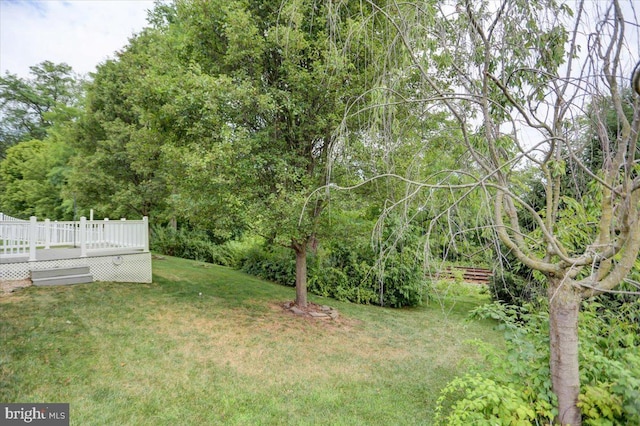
[435,301,640,425]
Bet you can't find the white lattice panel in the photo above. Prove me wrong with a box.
[88,252,152,283]
[1,258,86,281]
[0,252,152,283]
[1,262,31,280]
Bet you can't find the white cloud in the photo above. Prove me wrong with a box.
[0,0,155,79]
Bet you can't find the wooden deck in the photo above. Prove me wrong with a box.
[0,247,147,264]
[1,247,152,284]
[435,266,494,284]
[1,214,151,284]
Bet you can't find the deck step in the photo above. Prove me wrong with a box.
[31,266,93,286]
[31,266,90,279]
[32,274,94,287]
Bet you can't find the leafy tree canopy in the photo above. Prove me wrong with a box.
[0,61,80,158]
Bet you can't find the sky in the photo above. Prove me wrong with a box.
[0,0,156,79]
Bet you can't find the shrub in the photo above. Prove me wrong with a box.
[310,240,428,307]
[435,374,538,425]
[150,225,237,266]
[237,240,428,308]
[488,270,544,307]
[239,246,296,286]
[578,301,640,424]
[435,301,640,424]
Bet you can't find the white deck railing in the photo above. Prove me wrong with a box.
[0,212,24,222]
[0,214,149,261]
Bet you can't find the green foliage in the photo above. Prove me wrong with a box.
[569,88,639,201]
[436,301,640,424]
[0,62,81,219]
[237,239,428,308]
[0,61,80,157]
[239,245,297,287]
[0,138,74,220]
[68,31,172,220]
[310,239,427,307]
[150,225,237,267]
[488,270,544,307]
[62,0,386,309]
[578,383,623,425]
[578,301,640,424]
[133,0,375,246]
[435,374,537,425]
[590,272,640,314]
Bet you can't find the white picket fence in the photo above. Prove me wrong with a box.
[0,213,149,261]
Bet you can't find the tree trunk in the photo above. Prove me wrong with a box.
[293,242,308,308]
[548,276,582,425]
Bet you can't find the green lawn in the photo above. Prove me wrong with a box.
[1,256,502,425]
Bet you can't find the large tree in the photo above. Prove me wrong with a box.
[136,0,377,307]
[68,30,173,221]
[0,61,79,158]
[0,61,81,219]
[342,0,639,423]
[0,118,77,220]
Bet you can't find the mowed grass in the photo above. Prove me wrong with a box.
[1,256,502,425]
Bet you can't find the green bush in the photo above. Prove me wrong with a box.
[150,225,237,266]
[578,301,640,424]
[312,239,427,307]
[435,374,538,425]
[488,270,544,307]
[239,246,296,286]
[237,240,428,308]
[435,301,640,424]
